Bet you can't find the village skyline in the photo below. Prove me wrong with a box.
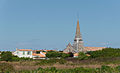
[0,0,120,51]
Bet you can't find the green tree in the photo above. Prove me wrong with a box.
[88,48,120,58]
[46,51,70,58]
[46,51,62,58]
[78,52,88,60]
[61,53,69,58]
[1,51,13,61]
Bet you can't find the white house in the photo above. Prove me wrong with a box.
[13,48,33,58]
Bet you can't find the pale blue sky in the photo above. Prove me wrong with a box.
[0,0,120,51]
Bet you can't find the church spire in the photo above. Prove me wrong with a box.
[75,20,82,38]
[73,19,84,53]
[64,19,84,53]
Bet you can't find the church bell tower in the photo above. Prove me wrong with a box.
[73,20,84,53]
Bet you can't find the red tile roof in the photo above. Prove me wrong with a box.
[32,52,46,58]
[85,47,106,51]
[18,49,32,51]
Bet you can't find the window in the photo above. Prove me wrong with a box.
[23,51,25,55]
[17,51,19,54]
[36,51,40,54]
[27,51,31,55]
[79,39,83,41]
[74,39,77,41]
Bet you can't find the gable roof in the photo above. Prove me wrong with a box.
[85,47,106,51]
[32,52,46,58]
[18,49,32,51]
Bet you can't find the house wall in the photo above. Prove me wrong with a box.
[15,51,33,58]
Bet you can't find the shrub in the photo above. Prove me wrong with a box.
[58,59,66,64]
[100,65,113,73]
[61,53,70,58]
[88,48,120,58]
[12,56,20,61]
[46,51,62,58]
[1,51,13,61]
[78,52,88,60]
[116,66,120,72]
[46,51,70,58]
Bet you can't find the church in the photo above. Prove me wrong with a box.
[63,20,105,53]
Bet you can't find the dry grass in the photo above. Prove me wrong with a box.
[1,59,120,71]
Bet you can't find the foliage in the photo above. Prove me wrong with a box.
[1,51,13,61]
[6,65,120,73]
[78,52,88,60]
[46,51,70,58]
[61,53,70,58]
[46,51,62,58]
[0,51,32,61]
[88,48,120,58]
[12,56,33,61]
[12,56,20,61]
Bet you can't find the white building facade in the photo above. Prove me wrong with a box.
[13,48,33,58]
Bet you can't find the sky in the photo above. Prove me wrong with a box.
[0,0,120,51]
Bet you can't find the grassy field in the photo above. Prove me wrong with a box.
[1,48,120,72]
[0,62,120,73]
[0,57,120,72]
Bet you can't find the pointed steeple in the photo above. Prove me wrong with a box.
[63,18,85,53]
[75,20,82,38]
[73,19,84,53]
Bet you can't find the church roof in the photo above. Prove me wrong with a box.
[67,43,72,47]
[85,47,106,51]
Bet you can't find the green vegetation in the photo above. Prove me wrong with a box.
[78,52,88,60]
[0,48,120,72]
[0,64,120,73]
[0,51,32,61]
[12,56,33,61]
[1,51,13,61]
[87,48,120,58]
[46,51,71,58]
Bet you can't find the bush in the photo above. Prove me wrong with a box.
[11,55,33,61]
[46,51,70,58]
[58,59,66,64]
[1,51,13,61]
[78,52,88,60]
[116,66,120,72]
[19,57,33,61]
[100,65,113,73]
[0,51,33,61]
[88,48,120,58]
[12,56,20,61]
[61,53,69,58]
[46,51,62,58]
